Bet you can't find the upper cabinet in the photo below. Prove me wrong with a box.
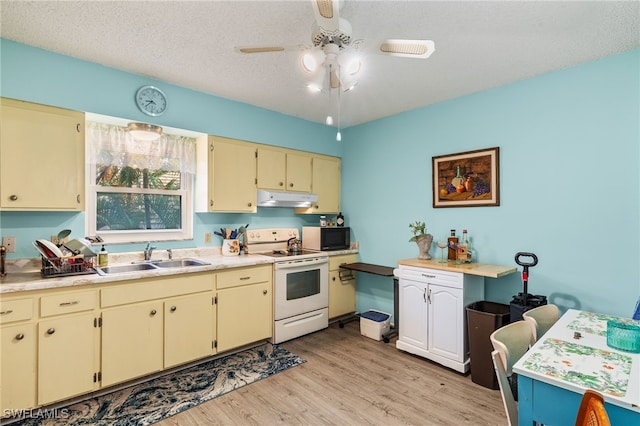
[296,155,341,214]
[256,147,312,193]
[0,98,85,211]
[205,136,257,213]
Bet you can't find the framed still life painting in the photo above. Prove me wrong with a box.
[432,147,500,208]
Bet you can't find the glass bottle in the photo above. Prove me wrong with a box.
[457,230,470,263]
[337,212,344,227]
[447,229,458,260]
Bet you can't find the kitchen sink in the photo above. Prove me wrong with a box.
[154,258,210,268]
[95,262,158,275]
[95,258,210,275]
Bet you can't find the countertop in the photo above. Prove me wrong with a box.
[397,258,517,278]
[0,247,359,295]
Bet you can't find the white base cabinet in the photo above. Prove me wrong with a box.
[396,265,483,373]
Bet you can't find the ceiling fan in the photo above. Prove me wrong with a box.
[236,0,435,92]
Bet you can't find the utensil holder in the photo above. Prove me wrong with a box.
[222,239,240,256]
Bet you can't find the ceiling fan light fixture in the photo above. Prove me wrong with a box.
[127,122,163,141]
[380,39,435,59]
[307,65,326,92]
[301,48,326,73]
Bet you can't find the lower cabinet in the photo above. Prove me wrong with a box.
[396,265,483,373]
[1,322,36,412]
[328,254,357,319]
[38,312,99,404]
[216,265,272,353]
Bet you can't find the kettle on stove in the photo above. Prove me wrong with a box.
[287,237,302,253]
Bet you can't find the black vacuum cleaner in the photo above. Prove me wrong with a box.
[510,252,547,322]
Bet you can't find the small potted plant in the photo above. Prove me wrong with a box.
[409,221,433,260]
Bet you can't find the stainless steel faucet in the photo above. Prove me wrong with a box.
[144,242,156,261]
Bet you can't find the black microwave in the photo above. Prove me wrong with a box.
[302,226,350,251]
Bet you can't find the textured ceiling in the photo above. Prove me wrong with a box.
[1,0,638,128]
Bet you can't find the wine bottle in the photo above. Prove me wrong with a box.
[447,229,458,260]
[457,229,470,263]
[337,212,344,227]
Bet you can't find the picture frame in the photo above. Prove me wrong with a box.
[432,147,500,208]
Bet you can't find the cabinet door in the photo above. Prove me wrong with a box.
[328,270,356,318]
[256,148,286,190]
[209,136,257,212]
[428,284,464,362]
[286,152,312,193]
[164,292,215,368]
[38,313,97,405]
[296,156,341,214]
[101,301,163,387]
[217,282,272,352]
[0,98,84,210]
[398,279,428,350]
[1,323,36,412]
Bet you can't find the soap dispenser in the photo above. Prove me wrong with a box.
[98,245,108,267]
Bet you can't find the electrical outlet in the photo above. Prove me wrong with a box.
[204,232,212,243]
[2,237,16,253]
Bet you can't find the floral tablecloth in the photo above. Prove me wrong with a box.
[522,338,632,396]
[567,311,639,337]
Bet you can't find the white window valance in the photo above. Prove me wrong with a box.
[87,121,196,174]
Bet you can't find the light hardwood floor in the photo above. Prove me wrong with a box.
[157,321,507,425]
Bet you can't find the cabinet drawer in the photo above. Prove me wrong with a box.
[329,254,358,271]
[40,290,97,317]
[400,266,462,288]
[216,265,271,289]
[0,298,33,324]
[101,272,213,307]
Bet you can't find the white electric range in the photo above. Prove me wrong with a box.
[246,228,329,343]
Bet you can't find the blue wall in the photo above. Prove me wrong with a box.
[2,39,639,318]
[344,49,640,318]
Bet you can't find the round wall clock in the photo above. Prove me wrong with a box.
[135,85,168,116]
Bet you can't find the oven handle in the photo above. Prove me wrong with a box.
[274,257,328,269]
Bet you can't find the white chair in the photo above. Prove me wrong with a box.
[522,304,560,341]
[490,320,535,426]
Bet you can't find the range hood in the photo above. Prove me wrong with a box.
[257,190,318,208]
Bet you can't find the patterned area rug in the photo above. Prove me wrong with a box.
[10,343,305,426]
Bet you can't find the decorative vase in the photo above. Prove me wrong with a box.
[416,234,433,260]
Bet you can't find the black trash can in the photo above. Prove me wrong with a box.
[466,301,511,389]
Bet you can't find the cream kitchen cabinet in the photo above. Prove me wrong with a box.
[216,265,272,352]
[0,98,84,210]
[328,254,357,320]
[100,273,214,387]
[256,147,312,193]
[206,135,257,212]
[396,265,483,373]
[296,155,341,214]
[0,297,36,413]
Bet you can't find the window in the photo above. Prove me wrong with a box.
[86,120,197,244]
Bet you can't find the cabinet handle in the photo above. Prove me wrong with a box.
[421,274,436,279]
[150,309,157,316]
[263,289,268,295]
[77,194,81,204]
[0,309,13,315]
[247,202,252,207]
[210,200,214,207]
[289,183,294,187]
[59,301,79,306]
[240,276,250,280]
[15,333,24,340]
[427,289,432,304]
[279,182,284,186]
[9,195,18,201]
[76,123,81,132]
[332,276,336,281]
[47,328,55,335]
[170,306,177,312]
[423,289,427,303]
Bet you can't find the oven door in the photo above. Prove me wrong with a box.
[274,256,328,321]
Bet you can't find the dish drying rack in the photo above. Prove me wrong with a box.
[40,255,96,278]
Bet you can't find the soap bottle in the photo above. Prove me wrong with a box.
[447,230,458,260]
[98,245,108,267]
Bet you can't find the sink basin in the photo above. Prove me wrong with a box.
[96,262,159,275]
[154,258,210,268]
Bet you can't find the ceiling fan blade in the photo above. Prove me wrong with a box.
[310,0,341,32]
[235,44,306,54]
[379,39,435,59]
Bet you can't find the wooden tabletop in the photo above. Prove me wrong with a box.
[397,258,517,278]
